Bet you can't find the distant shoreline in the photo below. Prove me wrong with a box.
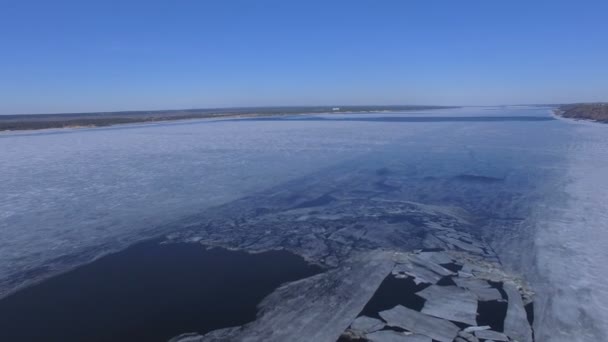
[0,106,458,132]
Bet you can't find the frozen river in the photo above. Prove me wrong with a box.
[1,106,606,340]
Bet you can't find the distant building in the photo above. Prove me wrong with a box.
[332,107,340,111]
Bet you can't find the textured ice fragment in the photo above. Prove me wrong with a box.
[410,255,454,277]
[474,329,509,341]
[366,330,432,342]
[168,333,204,342]
[422,233,449,249]
[350,316,385,333]
[379,305,460,342]
[460,263,474,274]
[463,325,491,333]
[453,277,503,301]
[392,262,442,284]
[415,251,453,265]
[438,236,485,254]
[416,285,478,325]
[392,253,454,284]
[453,277,491,289]
[503,282,533,342]
[457,330,479,342]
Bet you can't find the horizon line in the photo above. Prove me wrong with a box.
[0,103,584,117]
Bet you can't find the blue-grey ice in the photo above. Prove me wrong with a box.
[1,106,607,340]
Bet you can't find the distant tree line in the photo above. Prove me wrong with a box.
[558,103,608,123]
[0,106,458,131]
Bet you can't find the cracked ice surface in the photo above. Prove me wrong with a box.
[1,106,608,342]
[0,116,434,296]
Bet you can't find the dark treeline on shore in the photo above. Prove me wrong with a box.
[557,103,608,123]
[0,106,456,131]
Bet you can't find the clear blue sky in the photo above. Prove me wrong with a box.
[1,0,607,114]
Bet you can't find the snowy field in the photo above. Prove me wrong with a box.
[1,106,606,340]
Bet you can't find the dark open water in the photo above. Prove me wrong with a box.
[0,240,321,342]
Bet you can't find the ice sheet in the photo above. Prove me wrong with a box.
[527,120,608,341]
[1,106,607,340]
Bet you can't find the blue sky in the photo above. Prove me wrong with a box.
[1,0,607,114]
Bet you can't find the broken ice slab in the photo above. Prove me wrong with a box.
[437,236,485,254]
[410,255,455,277]
[414,251,453,265]
[379,305,460,342]
[453,277,504,301]
[470,287,503,302]
[168,333,203,342]
[366,330,432,342]
[392,262,442,285]
[503,282,533,342]
[474,329,509,341]
[460,263,477,274]
[453,276,491,289]
[350,316,385,334]
[392,253,454,285]
[456,330,480,342]
[416,285,478,325]
[422,233,450,250]
[463,325,491,333]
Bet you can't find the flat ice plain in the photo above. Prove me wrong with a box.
[1,106,606,341]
